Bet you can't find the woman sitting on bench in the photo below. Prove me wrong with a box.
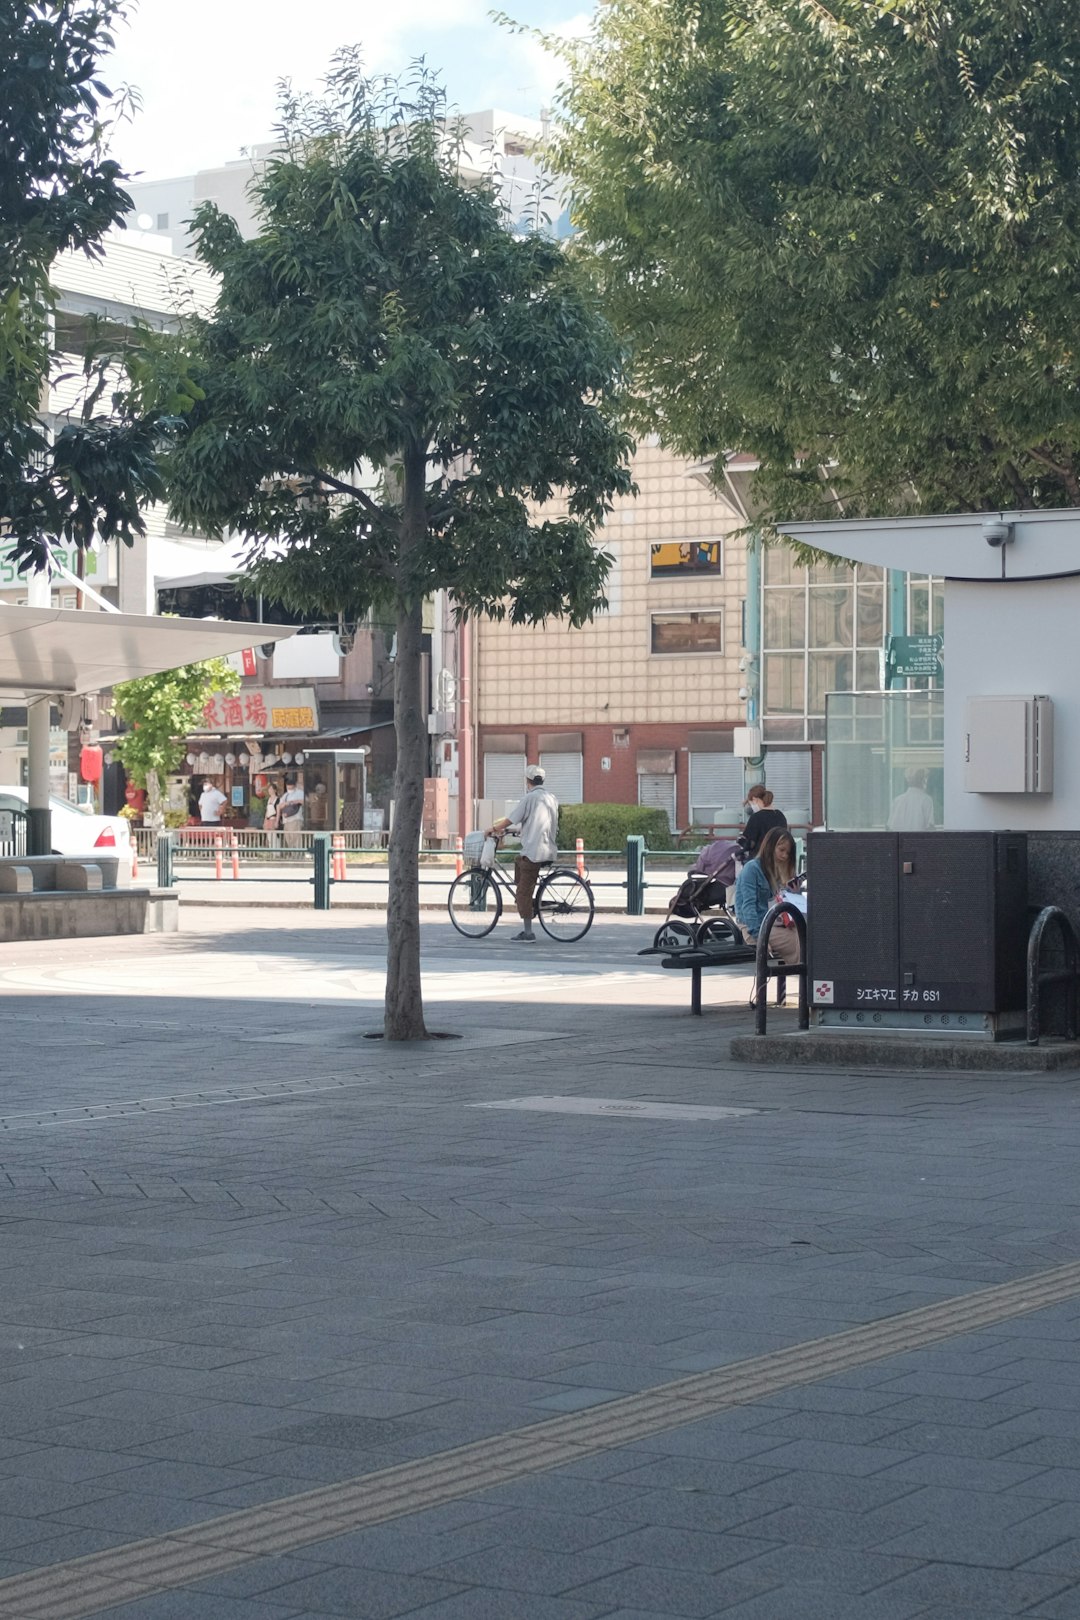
[734,827,802,967]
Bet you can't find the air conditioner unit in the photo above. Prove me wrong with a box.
[732,725,762,759]
[964,695,1054,794]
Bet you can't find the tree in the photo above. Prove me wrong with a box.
[146,62,633,1040]
[0,0,163,573]
[550,0,1080,522]
[109,658,240,828]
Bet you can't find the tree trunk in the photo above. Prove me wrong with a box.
[384,443,429,1040]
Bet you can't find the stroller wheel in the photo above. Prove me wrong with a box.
[654,920,695,952]
[697,916,739,948]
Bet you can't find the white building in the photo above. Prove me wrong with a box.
[124,110,569,258]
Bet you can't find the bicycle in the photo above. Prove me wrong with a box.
[447,835,595,942]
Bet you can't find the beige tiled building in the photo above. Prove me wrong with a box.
[474,439,755,832]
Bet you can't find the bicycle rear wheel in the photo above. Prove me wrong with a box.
[536,870,594,942]
[448,870,502,937]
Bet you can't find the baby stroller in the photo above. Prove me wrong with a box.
[653,838,743,951]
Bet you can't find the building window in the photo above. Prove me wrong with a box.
[156,212,169,230]
[760,554,888,742]
[650,539,723,577]
[650,610,724,655]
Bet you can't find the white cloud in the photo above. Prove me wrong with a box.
[503,11,593,108]
[102,0,489,178]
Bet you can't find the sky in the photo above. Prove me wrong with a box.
[100,0,595,181]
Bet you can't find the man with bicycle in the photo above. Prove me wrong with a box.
[486,765,559,942]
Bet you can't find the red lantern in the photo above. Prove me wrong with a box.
[79,744,103,784]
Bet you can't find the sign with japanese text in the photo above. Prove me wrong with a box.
[886,634,943,678]
[197,686,318,734]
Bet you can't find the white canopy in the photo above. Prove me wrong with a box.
[151,535,253,590]
[0,604,295,699]
[781,506,1080,580]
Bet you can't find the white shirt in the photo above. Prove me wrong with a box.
[507,786,559,864]
[199,786,227,823]
[887,786,934,831]
[279,786,305,824]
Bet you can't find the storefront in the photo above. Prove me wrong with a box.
[181,685,320,828]
[179,690,393,834]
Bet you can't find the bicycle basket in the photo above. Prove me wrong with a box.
[464,831,493,869]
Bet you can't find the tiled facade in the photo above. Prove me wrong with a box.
[475,441,754,830]
[478,441,746,730]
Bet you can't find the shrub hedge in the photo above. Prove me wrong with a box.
[558,802,675,852]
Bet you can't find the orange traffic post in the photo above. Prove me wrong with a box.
[455,835,463,877]
[131,841,139,881]
[332,833,345,882]
[576,837,585,878]
[230,830,240,880]
[213,829,223,881]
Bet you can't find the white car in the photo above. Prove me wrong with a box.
[0,786,131,859]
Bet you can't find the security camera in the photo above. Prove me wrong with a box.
[982,518,1013,548]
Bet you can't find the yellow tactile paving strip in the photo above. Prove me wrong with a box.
[4,1258,1080,1618]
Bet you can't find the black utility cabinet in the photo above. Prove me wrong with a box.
[807,832,1028,1028]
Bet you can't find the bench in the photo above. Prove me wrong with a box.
[660,941,757,1015]
[0,854,121,892]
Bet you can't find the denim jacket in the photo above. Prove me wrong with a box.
[734,857,774,939]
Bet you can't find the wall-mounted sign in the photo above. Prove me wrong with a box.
[886,634,943,678]
[198,686,319,734]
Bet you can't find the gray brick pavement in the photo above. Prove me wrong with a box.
[3,910,1080,1615]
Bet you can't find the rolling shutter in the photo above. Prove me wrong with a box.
[688,753,745,822]
[483,753,526,801]
[638,772,676,830]
[763,750,813,824]
[540,751,583,805]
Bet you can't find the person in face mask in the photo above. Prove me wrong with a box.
[738,785,787,861]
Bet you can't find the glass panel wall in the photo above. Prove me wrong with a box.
[761,550,886,742]
[761,549,943,742]
[824,690,945,830]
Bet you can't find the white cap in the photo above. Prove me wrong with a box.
[525,764,545,783]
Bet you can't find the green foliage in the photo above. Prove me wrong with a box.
[553,0,1080,519]
[108,658,240,787]
[0,0,163,572]
[145,57,635,626]
[558,802,675,852]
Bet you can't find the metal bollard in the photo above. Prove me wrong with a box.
[312,833,332,910]
[157,831,174,889]
[575,837,585,878]
[625,835,645,915]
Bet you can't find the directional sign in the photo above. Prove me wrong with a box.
[886,634,943,678]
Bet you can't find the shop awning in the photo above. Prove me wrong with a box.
[0,604,296,699]
[151,535,253,590]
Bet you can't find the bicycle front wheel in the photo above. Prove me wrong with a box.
[536,870,594,942]
[448,870,503,938]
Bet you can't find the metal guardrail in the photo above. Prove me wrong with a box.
[149,830,740,915]
[1027,905,1080,1046]
[0,808,28,859]
[753,902,809,1035]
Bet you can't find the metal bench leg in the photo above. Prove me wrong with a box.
[691,966,702,1015]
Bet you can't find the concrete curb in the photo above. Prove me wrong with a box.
[730,1031,1080,1072]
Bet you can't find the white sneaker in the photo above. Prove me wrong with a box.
[512,931,536,942]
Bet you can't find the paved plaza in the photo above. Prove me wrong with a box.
[0,907,1080,1617]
